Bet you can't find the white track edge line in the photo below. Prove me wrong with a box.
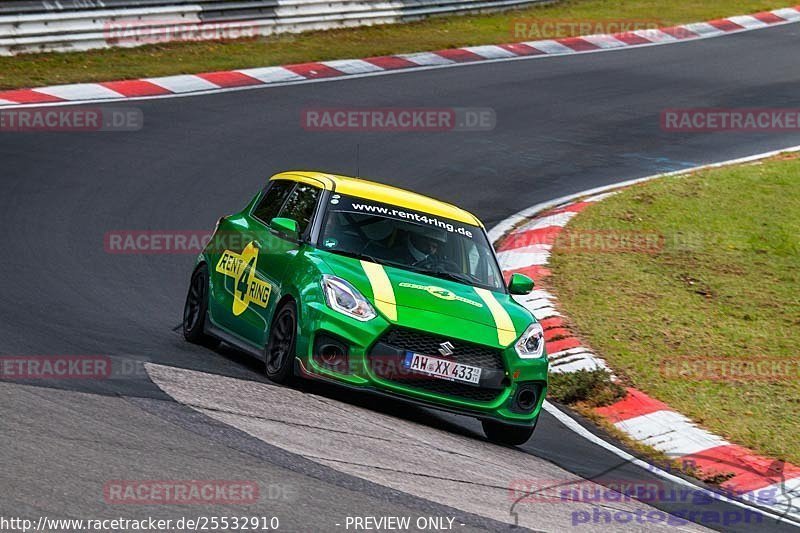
[1,15,798,110]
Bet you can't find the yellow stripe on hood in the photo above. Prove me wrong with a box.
[360,260,397,321]
[474,288,516,347]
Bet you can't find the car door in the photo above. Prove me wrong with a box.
[210,179,295,345]
[244,180,322,347]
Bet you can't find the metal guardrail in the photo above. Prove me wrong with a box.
[0,0,549,55]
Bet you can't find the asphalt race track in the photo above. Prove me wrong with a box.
[2,21,800,532]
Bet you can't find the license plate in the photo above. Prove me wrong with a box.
[402,351,482,385]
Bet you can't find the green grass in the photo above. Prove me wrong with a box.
[548,153,800,465]
[0,0,787,89]
[549,369,626,407]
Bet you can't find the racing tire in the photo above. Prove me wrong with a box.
[481,417,537,446]
[182,264,220,349]
[264,300,298,384]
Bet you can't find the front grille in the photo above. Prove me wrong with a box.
[369,327,506,403]
[379,328,504,369]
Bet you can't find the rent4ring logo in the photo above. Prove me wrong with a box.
[345,197,475,238]
[398,282,484,308]
[215,242,272,316]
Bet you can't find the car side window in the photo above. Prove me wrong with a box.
[253,180,294,225]
[465,240,493,283]
[278,183,321,236]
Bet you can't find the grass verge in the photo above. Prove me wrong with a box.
[548,369,626,407]
[546,371,705,481]
[0,0,789,89]
[548,152,800,465]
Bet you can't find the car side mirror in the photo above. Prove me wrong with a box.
[270,217,299,239]
[508,273,535,295]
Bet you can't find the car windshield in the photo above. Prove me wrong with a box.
[318,194,505,292]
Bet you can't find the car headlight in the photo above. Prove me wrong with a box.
[515,322,545,359]
[321,275,377,321]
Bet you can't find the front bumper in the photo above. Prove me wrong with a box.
[297,301,548,424]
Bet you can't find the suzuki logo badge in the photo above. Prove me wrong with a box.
[438,341,455,356]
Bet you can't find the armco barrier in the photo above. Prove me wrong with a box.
[0,0,550,55]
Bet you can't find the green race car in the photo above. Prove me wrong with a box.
[182,171,547,445]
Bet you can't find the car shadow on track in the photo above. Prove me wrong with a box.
[205,337,489,443]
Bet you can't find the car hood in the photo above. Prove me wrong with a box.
[320,252,532,348]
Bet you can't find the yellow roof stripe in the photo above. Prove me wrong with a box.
[270,171,482,227]
[360,260,397,321]
[474,288,516,347]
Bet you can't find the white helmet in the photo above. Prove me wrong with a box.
[408,225,447,261]
[362,218,394,241]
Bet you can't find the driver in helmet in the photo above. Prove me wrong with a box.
[407,225,448,265]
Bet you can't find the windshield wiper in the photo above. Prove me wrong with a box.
[327,248,383,266]
[402,264,483,288]
[429,270,481,287]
